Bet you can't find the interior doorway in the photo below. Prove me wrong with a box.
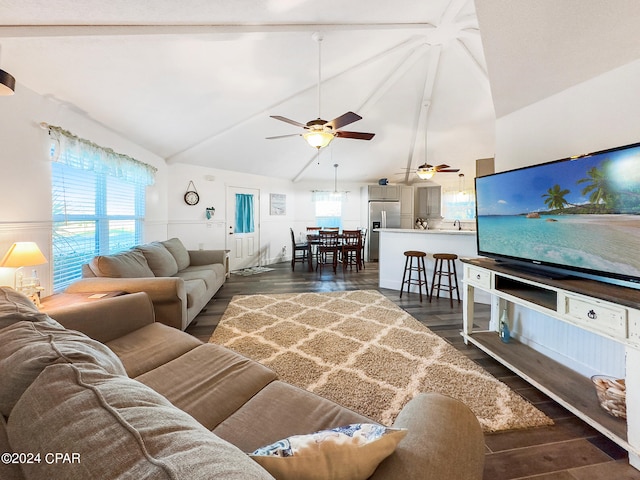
[226,186,260,271]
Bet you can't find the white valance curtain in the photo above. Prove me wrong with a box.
[46,124,157,186]
[312,191,347,202]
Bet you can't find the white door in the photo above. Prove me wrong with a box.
[226,186,260,271]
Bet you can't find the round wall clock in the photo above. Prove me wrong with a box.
[184,180,200,205]
[184,190,199,205]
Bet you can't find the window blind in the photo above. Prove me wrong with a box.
[49,126,153,292]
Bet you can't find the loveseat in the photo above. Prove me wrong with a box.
[0,287,485,480]
[65,237,227,330]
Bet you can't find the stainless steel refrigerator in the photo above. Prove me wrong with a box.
[368,201,401,261]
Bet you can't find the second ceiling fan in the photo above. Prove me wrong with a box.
[267,33,375,150]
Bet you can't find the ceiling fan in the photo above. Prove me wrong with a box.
[412,102,459,179]
[416,163,460,179]
[266,33,375,150]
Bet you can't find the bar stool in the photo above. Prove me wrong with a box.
[400,250,428,302]
[429,253,460,307]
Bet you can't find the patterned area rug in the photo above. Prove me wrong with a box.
[209,290,553,432]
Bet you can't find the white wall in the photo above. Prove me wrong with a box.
[493,58,640,378]
[0,85,167,294]
[165,163,300,265]
[495,59,640,172]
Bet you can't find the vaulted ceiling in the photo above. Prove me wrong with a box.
[1,1,638,184]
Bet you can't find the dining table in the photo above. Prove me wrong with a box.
[304,230,363,273]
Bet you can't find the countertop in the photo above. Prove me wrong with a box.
[376,228,476,235]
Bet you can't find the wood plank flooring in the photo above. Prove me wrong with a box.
[186,261,640,480]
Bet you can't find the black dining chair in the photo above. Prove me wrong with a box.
[290,228,311,271]
[316,230,340,273]
[341,230,361,272]
[359,227,367,269]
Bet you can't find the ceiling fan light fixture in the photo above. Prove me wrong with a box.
[416,166,435,179]
[0,69,15,95]
[303,130,335,149]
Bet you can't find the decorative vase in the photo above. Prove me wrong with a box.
[499,308,511,343]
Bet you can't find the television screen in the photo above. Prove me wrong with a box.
[475,141,640,287]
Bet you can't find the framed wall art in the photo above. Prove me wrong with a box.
[270,193,286,215]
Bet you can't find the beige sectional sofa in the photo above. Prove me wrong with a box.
[0,287,485,480]
[65,237,227,330]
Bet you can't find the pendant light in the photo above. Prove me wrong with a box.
[303,33,335,150]
[0,45,15,96]
[416,102,433,179]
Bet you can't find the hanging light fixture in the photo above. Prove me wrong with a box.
[416,164,435,180]
[303,119,335,149]
[0,45,15,96]
[416,102,433,179]
[305,33,335,150]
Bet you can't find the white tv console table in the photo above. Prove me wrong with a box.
[461,258,640,469]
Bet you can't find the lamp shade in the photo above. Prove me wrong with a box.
[416,167,435,180]
[0,242,48,268]
[303,130,335,149]
[0,69,15,96]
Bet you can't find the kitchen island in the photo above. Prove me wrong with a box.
[377,228,488,303]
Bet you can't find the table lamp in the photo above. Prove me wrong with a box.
[0,242,48,300]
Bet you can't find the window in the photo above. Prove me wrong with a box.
[49,126,155,292]
[314,192,343,229]
[441,188,476,221]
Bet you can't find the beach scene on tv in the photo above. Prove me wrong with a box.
[476,144,640,280]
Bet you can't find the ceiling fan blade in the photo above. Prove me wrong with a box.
[335,130,375,140]
[265,133,301,140]
[434,164,450,170]
[270,115,306,128]
[438,168,460,173]
[326,111,362,130]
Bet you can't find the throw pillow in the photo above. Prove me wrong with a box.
[162,237,191,271]
[250,423,407,480]
[90,250,155,278]
[135,242,179,277]
[0,320,126,416]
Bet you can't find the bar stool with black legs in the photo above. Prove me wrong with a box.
[429,253,460,308]
[400,250,428,302]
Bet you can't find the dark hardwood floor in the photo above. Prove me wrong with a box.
[187,261,640,480]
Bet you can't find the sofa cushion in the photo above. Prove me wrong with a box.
[136,343,277,430]
[135,241,179,277]
[0,415,23,480]
[176,268,219,291]
[250,424,407,480]
[0,320,126,417]
[184,278,207,308]
[162,237,191,271]
[89,249,155,278]
[0,287,54,329]
[106,322,202,377]
[7,363,275,480]
[213,381,372,453]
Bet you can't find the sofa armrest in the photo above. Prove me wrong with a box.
[370,393,485,480]
[188,249,228,267]
[46,292,156,343]
[65,277,187,330]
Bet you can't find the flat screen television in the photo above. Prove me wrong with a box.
[475,141,640,288]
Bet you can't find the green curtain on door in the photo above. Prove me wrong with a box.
[235,193,254,233]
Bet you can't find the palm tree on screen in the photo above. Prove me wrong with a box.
[577,161,612,211]
[542,184,571,211]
